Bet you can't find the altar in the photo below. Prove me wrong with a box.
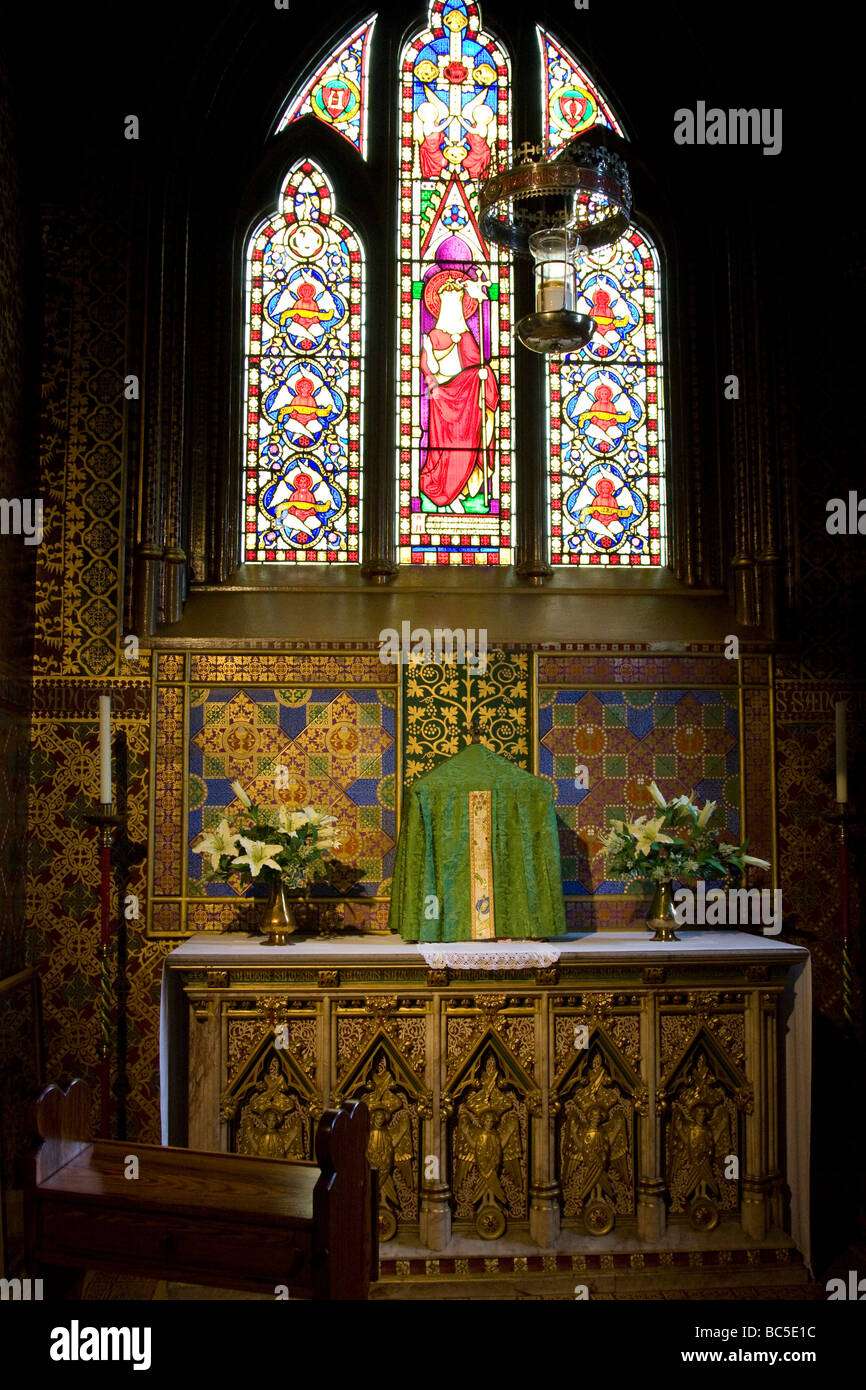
[161,930,810,1288]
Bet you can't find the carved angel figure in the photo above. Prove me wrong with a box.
[363,1060,413,1209]
[237,1057,306,1160]
[454,1056,521,1211]
[668,1054,732,1204]
[561,1055,628,1206]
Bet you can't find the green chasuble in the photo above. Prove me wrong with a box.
[389,743,567,942]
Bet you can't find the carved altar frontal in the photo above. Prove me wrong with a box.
[163,932,810,1289]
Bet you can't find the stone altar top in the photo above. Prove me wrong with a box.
[166,930,808,970]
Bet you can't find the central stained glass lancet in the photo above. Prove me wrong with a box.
[397,0,513,566]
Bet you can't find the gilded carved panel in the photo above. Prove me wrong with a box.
[446,999,537,1078]
[338,1049,424,1239]
[450,1051,530,1239]
[558,1052,635,1232]
[662,1051,741,1230]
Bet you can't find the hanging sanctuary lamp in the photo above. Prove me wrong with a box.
[479,131,632,354]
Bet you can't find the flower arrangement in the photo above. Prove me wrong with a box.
[601,782,770,886]
[192,781,343,892]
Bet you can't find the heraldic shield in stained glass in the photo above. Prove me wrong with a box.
[538,27,623,156]
[398,0,514,566]
[244,160,363,563]
[540,29,666,567]
[275,16,376,158]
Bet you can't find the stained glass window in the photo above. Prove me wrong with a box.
[541,29,666,567]
[538,28,623,156]
[243,159,364,563]
[397,0,513,567]
[276,16,376,158]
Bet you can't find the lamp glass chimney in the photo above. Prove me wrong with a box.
[529,227,580,315]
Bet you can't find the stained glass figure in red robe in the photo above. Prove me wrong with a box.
[457,90,494,179]
[418,267,499,512]
[414,89,450,177]
[271,469,327,544]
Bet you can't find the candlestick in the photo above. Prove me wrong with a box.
[98,695,112,804]
[85,804,122,1138]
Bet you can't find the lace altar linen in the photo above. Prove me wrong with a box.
[419,943,562,970]
[389,742,567,941]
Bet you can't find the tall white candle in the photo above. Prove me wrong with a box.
[98,695,112,804]
[835,699,847,804]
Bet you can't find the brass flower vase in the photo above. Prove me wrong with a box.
[262,877,299,946]
[646,881,679,942]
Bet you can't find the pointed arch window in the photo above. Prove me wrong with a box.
[243,159,364,563]
[275,15,376,158]
[540,29,667,567]
[397,0,513,567]
[241,7,667,573]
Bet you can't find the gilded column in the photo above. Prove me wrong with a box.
[529,991,559,1247]
[186,990,222,1152]
[637,986,666,1240]
[741,984,770,1239]
[419,993,451,1249]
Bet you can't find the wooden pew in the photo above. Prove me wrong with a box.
[25,1080,377,1300]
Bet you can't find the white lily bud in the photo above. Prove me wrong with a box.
[697,800,717,829]
[231,780,252,808]
[647,781,667,809]
[742,854,771,870]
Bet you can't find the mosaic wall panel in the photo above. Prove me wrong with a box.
[402,649,530,784]
[537,687,740,896]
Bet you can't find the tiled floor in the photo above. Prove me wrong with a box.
[78,1271,825,1302]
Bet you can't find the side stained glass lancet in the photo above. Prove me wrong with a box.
[398,0,514,566]
[243,160,363,563]
[275,16,376,158]
[540,29,667,567]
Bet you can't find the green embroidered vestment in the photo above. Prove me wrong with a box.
[389,743,567,942]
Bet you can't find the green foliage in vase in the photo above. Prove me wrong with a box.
[602,781,770,887]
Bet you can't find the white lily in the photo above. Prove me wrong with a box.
[647,781,667,810]
[230,780,252,808]
[231,836,283,878]
[742,854,771,870]
[301,806,337,828]
[697,799,718,828]
[193,819,240,872]
[631,815,675,857]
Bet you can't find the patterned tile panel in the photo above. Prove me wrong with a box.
[189,653,393,684]
[186,684,396,906]
[538,688,740,895]
[538,654,739,686]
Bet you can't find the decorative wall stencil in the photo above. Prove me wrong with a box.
[35,193,126,679]
[188,652,390,685]
[402,649,530,782]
